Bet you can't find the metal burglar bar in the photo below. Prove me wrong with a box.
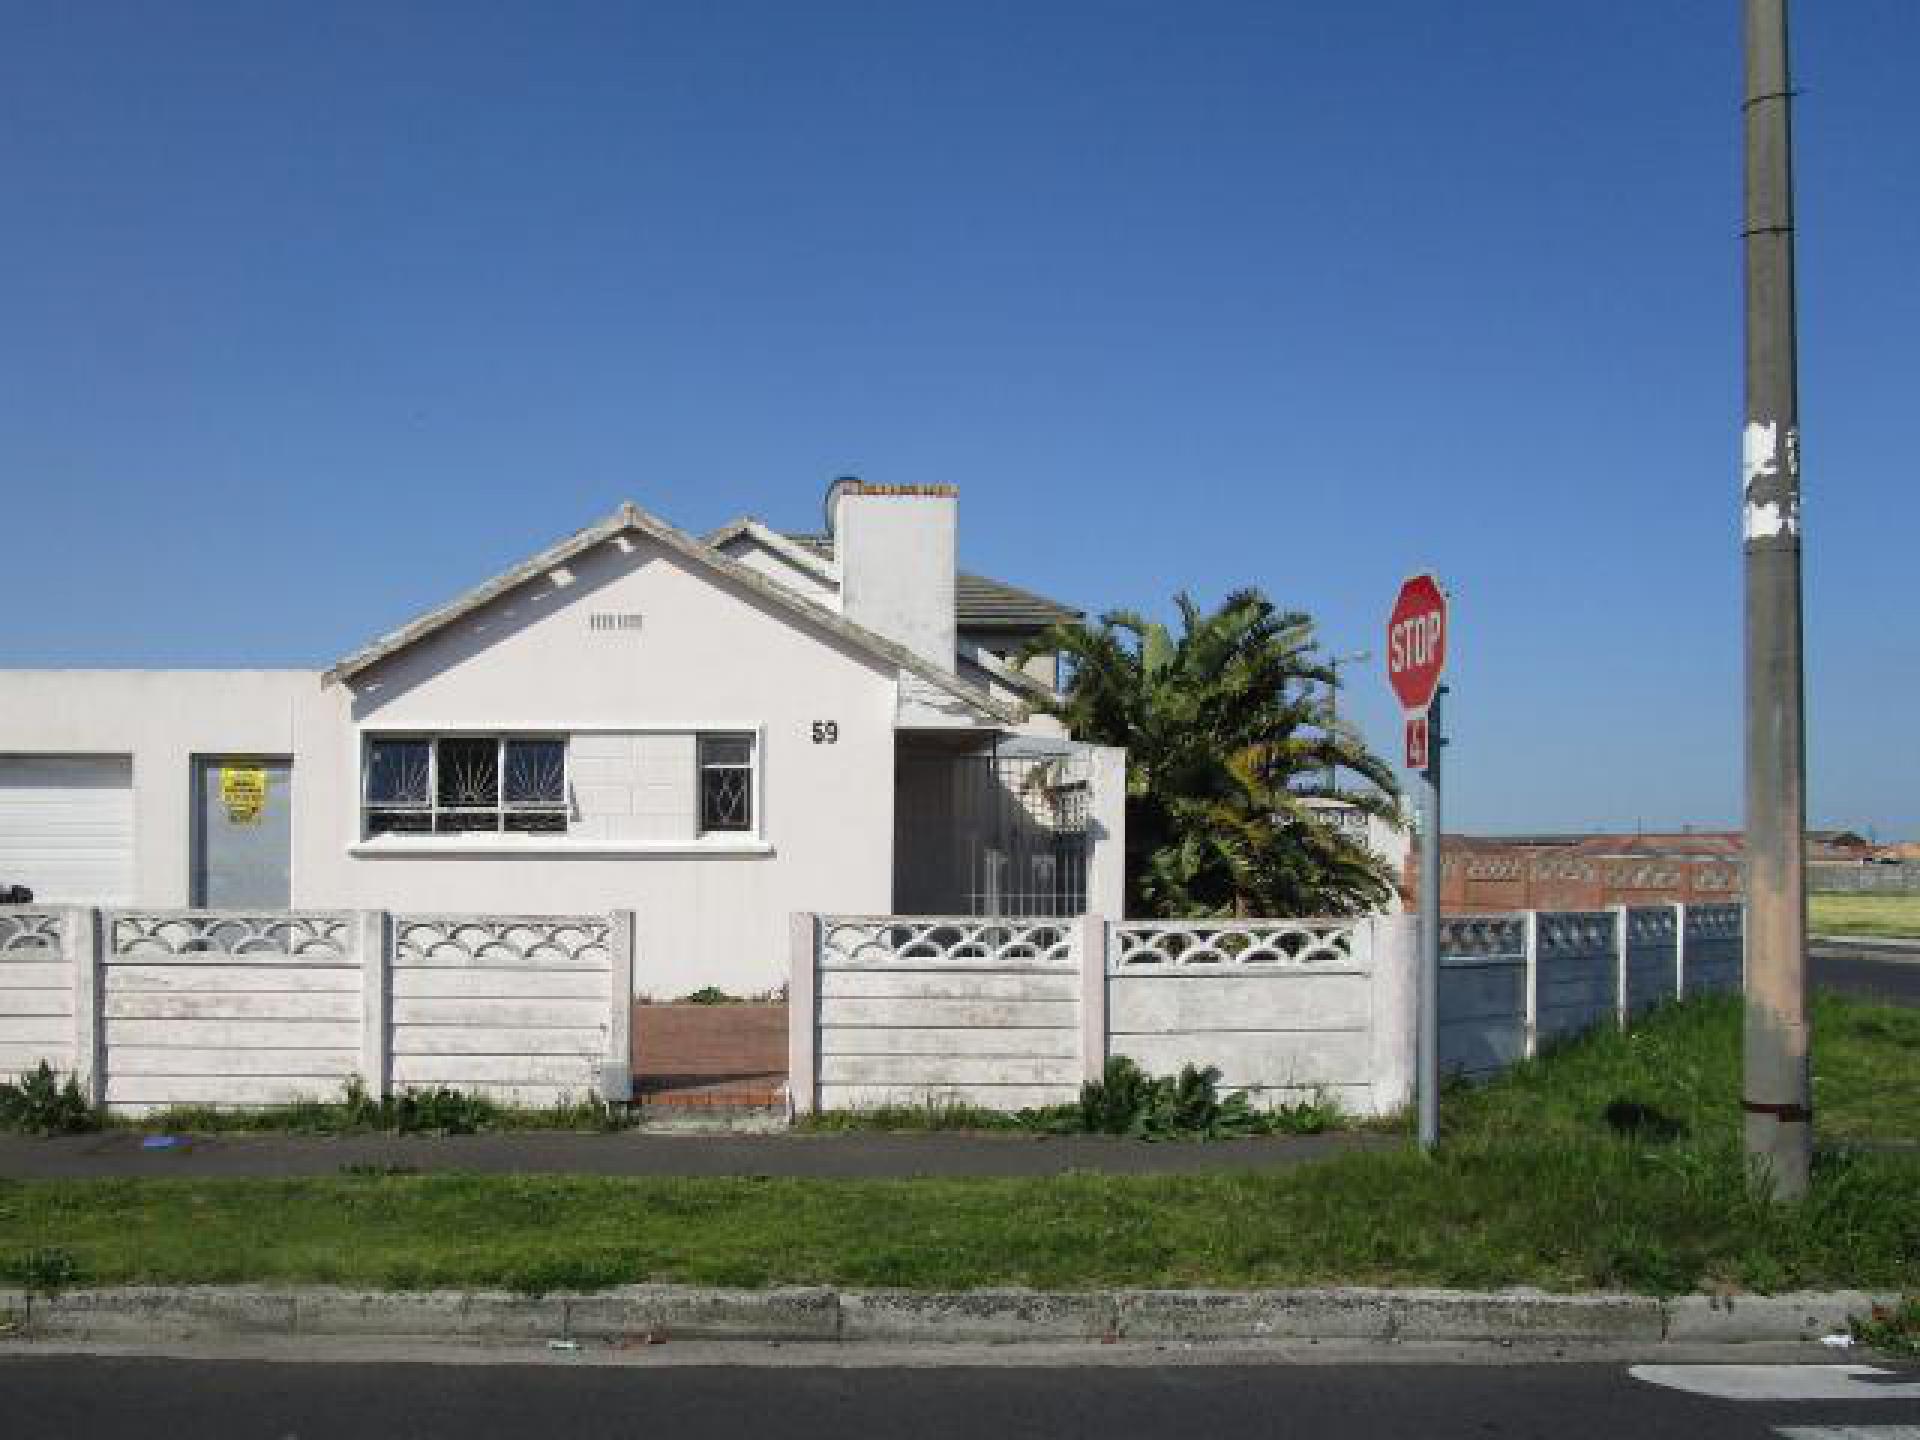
[894,749,1090,918]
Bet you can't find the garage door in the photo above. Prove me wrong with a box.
[0,756,135,904]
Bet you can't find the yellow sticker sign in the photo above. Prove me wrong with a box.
[220,764,268,825]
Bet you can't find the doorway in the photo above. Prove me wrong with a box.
[190,756,293,908]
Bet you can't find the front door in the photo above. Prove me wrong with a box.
[191,757,293,908]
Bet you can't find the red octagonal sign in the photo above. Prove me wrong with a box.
[1386,573,1448,712]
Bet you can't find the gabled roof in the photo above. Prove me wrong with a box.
[779,532,1081,631]
[323,502,1025,725]
[704,518,839,586]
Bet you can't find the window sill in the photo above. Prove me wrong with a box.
[349,838,775,859]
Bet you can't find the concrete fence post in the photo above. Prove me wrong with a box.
[787,912,819,1116]
[1672,902,1687,1002]
[1365,915,1419,1117]
[602,910,636,1103]
[1612,904,1630,1028]
[1078,912,1109,1085]
[1522,909,1540,1060]
[355,910,391,1098]
[64,906,104,1105]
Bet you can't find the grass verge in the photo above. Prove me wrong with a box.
[0,995,1914,1297]
[1810,893,1920,939]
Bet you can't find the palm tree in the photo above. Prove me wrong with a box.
[1031,589,1402,918]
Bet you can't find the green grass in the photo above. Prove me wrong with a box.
[0,995,1913,1297]
[1810,893,1920,939]
[796,1100,1030,1133]
[113,1093,633,1137]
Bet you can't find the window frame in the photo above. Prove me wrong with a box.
[695,732,757,837]
[361,733,570,839]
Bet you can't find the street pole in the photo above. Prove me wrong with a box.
[1417,687,1443,1152]
[1741,0,1811,1200]
[1324,649,1371,793]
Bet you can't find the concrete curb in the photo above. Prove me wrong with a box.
[1,1284,1900,1347]
[1811,934,1920,956]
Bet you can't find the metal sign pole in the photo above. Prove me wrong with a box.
[1418,687,1443,1152]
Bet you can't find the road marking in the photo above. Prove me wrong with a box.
[1629,1366,1920,1402]
[1776,1429,1920,1440]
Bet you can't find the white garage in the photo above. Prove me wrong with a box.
[0,755,135,904]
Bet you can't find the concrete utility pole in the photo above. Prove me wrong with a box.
[1741,0,1811,1200]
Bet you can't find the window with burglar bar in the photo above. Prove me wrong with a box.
[698,734,754,834]
[363,736,568,836]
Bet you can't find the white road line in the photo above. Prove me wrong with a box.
[1629,1366,1920,1402]
[1776,1428,1920,1440]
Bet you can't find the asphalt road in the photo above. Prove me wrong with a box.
[4,1352,1918,1439]
[1812,942,1920,1006]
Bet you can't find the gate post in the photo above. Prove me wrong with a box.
[602,909,635,1103]
[787,913,819,1116]
[1086,746,1128,920]
[1365,915,1420,1117]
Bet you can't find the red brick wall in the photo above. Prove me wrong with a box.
[1405,844,1744,913]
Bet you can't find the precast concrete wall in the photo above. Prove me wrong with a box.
[0,906,631,1114]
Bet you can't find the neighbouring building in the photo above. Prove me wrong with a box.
[0,480,1125,996]
[1405,828,1892,913]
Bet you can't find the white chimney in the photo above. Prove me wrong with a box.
[826,477,957,672]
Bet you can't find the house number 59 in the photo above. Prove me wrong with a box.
[811,721,839,744]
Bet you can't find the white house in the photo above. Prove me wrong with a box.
[0,480,1124,996]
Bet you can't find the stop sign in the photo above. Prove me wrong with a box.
[1386,573,1448,711]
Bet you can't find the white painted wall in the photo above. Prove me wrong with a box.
[795,913,1418,1119]
[0,910,72,1081]
[0,532,912,997]
[806,916,1084,1112]
[388,912,619,1107]
[322,534,899,997]
[0,906,628,1112]
[0,670,310,906]
[102,922,364,1112]
[1108,918,1414,1117]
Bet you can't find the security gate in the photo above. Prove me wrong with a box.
[894,747,1089,917]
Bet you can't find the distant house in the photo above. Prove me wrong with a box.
[0,480,1123,994]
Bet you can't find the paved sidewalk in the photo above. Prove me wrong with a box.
[0,1129,1395,1181]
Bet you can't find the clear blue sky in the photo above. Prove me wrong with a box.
[4,2,1914,838]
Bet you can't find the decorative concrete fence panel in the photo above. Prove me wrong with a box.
[1535,911,1619,1047]
[1683,904,1744,995]
[389,914,625,1107]
[799,916,1084,1112]
[1437,915,1528,1082]
[793,913,1417,1118]
[1808,862,1920,896]
[1624,906,1681,1018]
[792,904,1740,1117]
[0,909,75,1082]
[102,911,362,1111]
[1108,919,1393,1115]
[0,906,630,1113]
